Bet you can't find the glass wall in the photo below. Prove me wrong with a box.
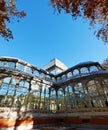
[1,77,108,113]
[0,77,16,107]
[57,88,64,110]
[74,83,86,108]
[87,80,105,108]
[50,88,57,112]
[65,86,73,110]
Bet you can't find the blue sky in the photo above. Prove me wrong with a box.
[0,0,108,69]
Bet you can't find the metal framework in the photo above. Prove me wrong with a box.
[0,56,108,116]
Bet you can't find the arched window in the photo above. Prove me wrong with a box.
[67,72,72,78]
[7,78,16,96]
[57,77,61,81]
[25,66,32,74]
[50,88,56,99]
[73,69,79,76]
[87,80,104,107]
[0,61,4,67]
[45,87,49,97]
[74,83,85,108]
[80,67,89,74]
[39,73,45,79]
[57,88,64,110]
[3,77,11,84]
[50,88,57,111]
[28,83,40,110]
[0,77,16,107]
[0,77,11,96]
[16,63,24,71]
[17,80,29,96]
[89,66,98,72]
[15,80,29,110]
[52,77,56,82]
[45,75,51,81]
[5,62,15,69]
[65,86,74,109]
[62,74,67,80]
[87,80,98,97]
[43,87,49,110]
[33,70,39,76]
[58,88,64,96]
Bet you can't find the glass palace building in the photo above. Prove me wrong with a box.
[0,56,108,129]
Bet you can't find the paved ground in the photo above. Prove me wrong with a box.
[33,128,108,130]
[76,128,108,130]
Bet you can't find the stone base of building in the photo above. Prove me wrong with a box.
[0,117,108,130]
[1,111,108,130]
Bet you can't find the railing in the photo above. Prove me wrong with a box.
[0,57,55,83]
[0,107,108,114]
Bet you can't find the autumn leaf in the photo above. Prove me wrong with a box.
[50,0,108,43]
[0,0,26,41]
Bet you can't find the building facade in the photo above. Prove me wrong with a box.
[0,56,108,129]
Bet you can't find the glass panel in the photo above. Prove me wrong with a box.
[44,87,49,110]
[29,87,40,110]
[87,80,98,97]
[16,63,24,71]
[0,78,16,107]
[50,88,57,111]
[16,82,28,96]
[52,77,56,82]
[58,88,64,110]
[39,73,45,79]
[80,67,89,74]
[33,70,39,76]
[62,75,66,80]
[28,83,41,110]
[89,66,98,72]
[73,69,79,76]
[25,66,32,74]
[45,75,51,81]
[3,77,11,84]
[5,62,15,68]
[87,80,104,107]
[102,79,108,98]
[31,83,39,91]
[57,77,61,81]
[0,61,4,67]
[65,86,74,109]
[67,72,72,78]
[104,79,108,87]
[0,83,9,96]
[74,83,86,108]
[13,81,29,110]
